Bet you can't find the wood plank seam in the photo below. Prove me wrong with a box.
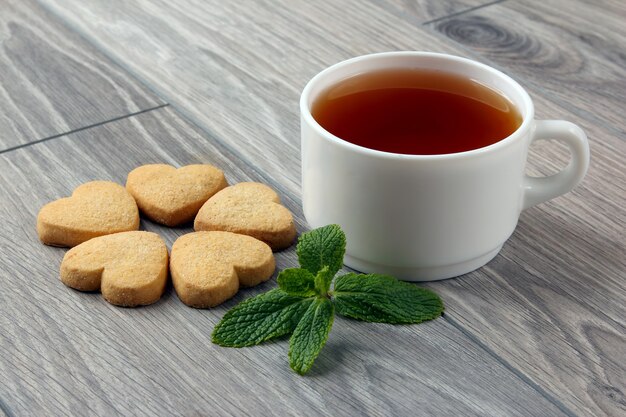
[26,1,593,414]
[0,0,166,152]
[444,315,580,417]
[0,104,169,156]
[33,0,300,208]
[421,0,509,25]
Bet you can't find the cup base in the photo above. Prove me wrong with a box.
[343,245,502,281]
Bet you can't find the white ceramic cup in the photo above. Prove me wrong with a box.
[300,52,590,281]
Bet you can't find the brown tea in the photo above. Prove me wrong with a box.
[311,68,522,155]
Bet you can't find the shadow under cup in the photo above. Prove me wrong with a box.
[300,52,588,281]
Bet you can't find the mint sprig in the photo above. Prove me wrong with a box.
[212,224,444,374]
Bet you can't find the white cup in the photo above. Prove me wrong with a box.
[300,52,590,281]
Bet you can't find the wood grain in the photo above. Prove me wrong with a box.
[0,107,567,417]
[0,0,163,152]
[32,0,626,415]
[429,0,626,134]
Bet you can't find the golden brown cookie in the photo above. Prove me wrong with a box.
[60,231,168,307]
[37,181,139,247]
[194,182,296,250]
[126,164,227,226]
[170,231,275,308]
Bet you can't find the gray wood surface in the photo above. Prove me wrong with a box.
[0,0,164,152]
[0,107,568,417]
[373,0,500,23]
[429,0,626,134]
[34,1,626,416]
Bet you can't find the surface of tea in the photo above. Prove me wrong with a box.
[311,68,522,155]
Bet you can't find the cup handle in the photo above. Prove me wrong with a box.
[523,120,590,210]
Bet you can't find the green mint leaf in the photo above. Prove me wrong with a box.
[288,297,334,375]
[277,268,316,297]
[297,224,346,276]
[314,265,334,296]
[212,289,315,347]
[333,273,444,324]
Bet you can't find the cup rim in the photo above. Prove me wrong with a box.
[300,51,535,160]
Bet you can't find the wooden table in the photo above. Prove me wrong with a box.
[1,0,624,416]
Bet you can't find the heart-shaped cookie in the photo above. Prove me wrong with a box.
[37,181,139,247]
[194,182,296,250]
[170,231,275,308]
[61,231,168,307]
[126,164,227,226]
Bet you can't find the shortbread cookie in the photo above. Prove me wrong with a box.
[170,231,275,308]
[194,182,296,250]
[126,164,227,226]
[61,231,168,307]
[37,181,139,247]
